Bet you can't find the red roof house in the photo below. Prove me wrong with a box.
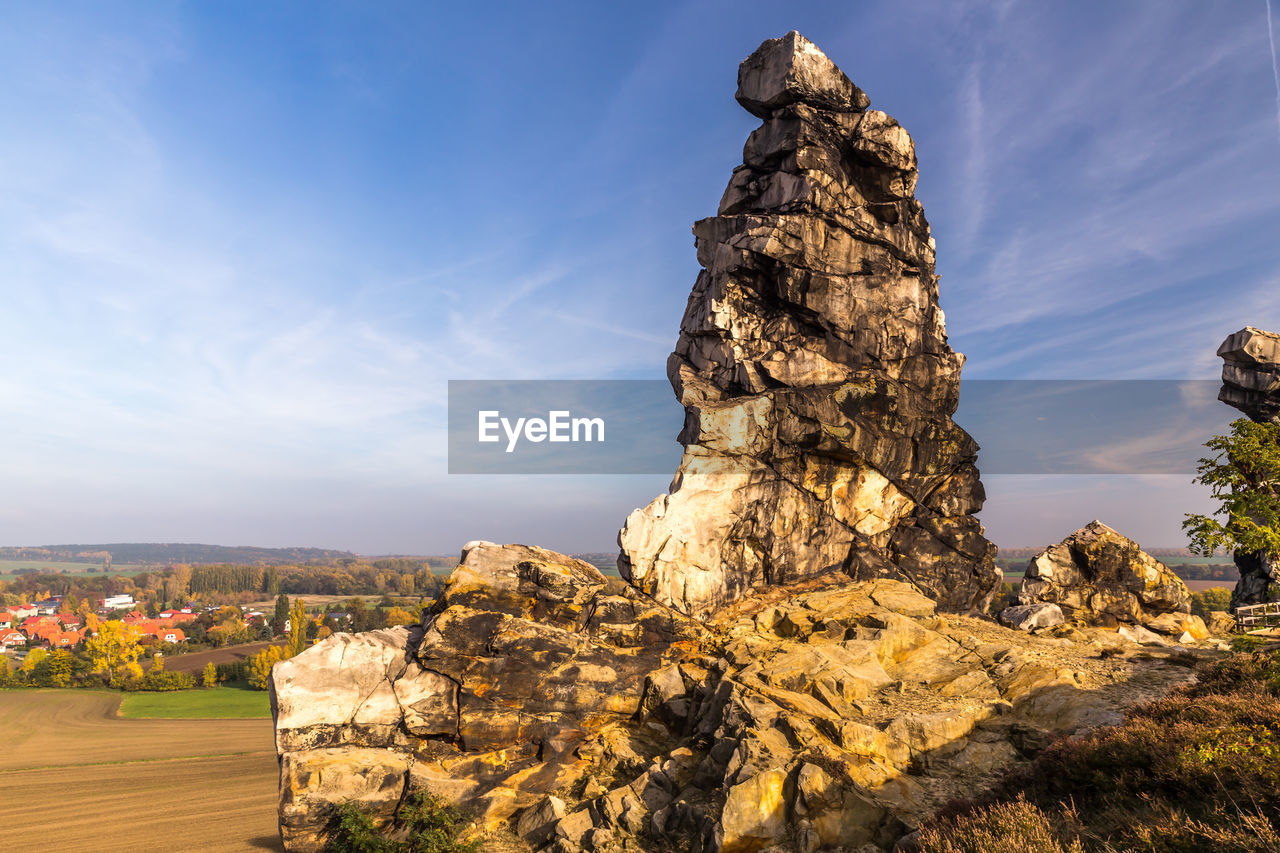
[154,627,186,644]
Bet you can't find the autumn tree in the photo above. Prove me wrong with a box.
[247,645,284,690]
[287,598,308,658]
[84,620,143,682]
[384,606,416,627]
[48,650,74,687]
[19,648,47,677]
[202,661,218,688]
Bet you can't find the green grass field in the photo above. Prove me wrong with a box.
[118,686,271,719]
[0,558,148,582]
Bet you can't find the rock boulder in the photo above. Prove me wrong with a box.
[1017,521,1191,629]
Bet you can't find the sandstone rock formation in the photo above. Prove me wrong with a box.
[270,33,1216,853]
[1217,326,1280,605]
[617,31,999,618]
[1010,521,1200,637]
[274,542,1201,852]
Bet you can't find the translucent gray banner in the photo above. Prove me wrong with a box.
[448,379,1233,475]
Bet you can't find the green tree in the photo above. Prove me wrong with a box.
[1185,419,1280,557]
[1184,418,1280,603]
[44,650,73,687]
[1190,587,1232,620]
[272,593,290,635]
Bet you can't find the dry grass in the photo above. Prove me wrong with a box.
[0,689,281,852]
[917,650,1280,853]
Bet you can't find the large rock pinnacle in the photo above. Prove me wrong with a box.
[618,32,999,617]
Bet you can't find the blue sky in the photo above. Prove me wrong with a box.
[2,1,1279,555]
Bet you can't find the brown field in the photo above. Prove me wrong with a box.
[0,689,281,852]
[159,640,283,674]
[243,593,432,610]
[1184,579,1233,592]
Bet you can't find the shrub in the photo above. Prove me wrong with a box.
[324,792,479,853]
[216,660,249,683]
[1190,587,1232,620]
[916,797,1083,853]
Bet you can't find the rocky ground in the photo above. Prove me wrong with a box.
[272,543,1222,853]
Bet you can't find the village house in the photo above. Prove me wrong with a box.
[0,629,25,648]
[45,629,83,648]
[0,612,13,629]
[157,608,196,624]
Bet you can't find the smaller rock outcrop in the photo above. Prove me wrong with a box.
[1219,327,1280,424]
[1010,522,1193,632]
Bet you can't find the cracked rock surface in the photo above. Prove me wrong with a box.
[617,31,998,618]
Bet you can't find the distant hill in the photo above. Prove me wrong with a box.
[0,543,355,566]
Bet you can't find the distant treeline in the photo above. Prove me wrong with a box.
[0,557,441,610]
[1171,563,1237,581]
[998,546,1214,559]
[0,543,355,566]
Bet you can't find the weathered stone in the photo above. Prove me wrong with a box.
[1117,623,1168,646]
[719,768,789,853]
[735,31,869,118]
[516,795,566,847]
[278,748,411,852]
[999,602,1065,632]
[1018,521,1190,626]
[1206,610,1237,635]
[1144,611,1209,640]
[617,31,999,620]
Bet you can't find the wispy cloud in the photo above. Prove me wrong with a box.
[1267,0,1280,142]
